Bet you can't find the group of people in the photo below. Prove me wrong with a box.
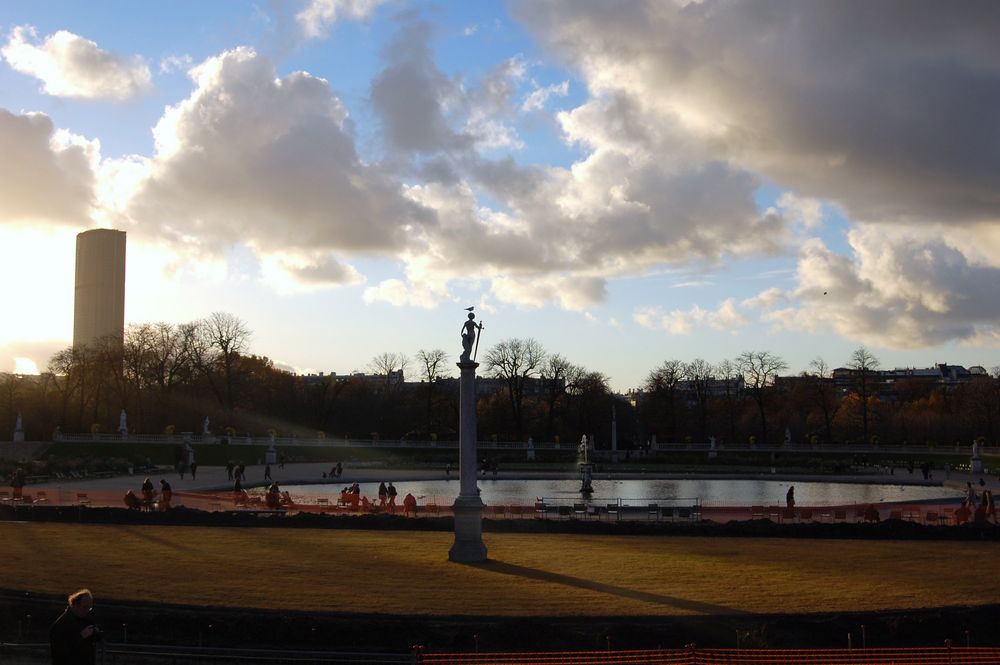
[323,461,343,479]
[963,480,997,524]
[335,481,416,514]
[123,477,172,510]
[264,481,294,509]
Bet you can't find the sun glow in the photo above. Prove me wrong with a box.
[14,357,39,374]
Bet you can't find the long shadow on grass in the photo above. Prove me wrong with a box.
[108,525,203,555]
[466,560,747,615]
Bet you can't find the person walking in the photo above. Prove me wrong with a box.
[50,588,99,665]
[387,482,398,511]
[264,464,272,481]
[190,461,198,480]
[786,486,795,509]
[965,482,978,509]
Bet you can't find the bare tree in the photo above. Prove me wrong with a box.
[737,350,788,445]
[369,352,410,391]
[540,354,584,440]
[199,312,251,410]
[716,358,741,443]
[484,338,547,439]
[415,348,449,433]
[644,359,684,441]
[685,358,714,442]
[848,347,880,444]
[808,357,839,445]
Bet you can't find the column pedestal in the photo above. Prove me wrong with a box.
[450,360,487,563]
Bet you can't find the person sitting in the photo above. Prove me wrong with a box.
[123,490,142,510]
[954,504,972,525]
[863,504,880,523]
[403,492,417,517]
[361,495,372,511]
[159,479,173,510]
[265,482,281,509]
[280,491,294,507]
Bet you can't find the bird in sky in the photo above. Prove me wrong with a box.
[465,306,475,311]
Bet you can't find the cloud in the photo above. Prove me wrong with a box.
[363,278,439,308]
[261,252,365,291]
[2,26,151,100]
[512,1,1000,228]
[634,299,746,335]
[521,80,569,113]
[776,192,826,231]
[491,274,607,310]
[370,18,469,155]
[742,287,786,310]
[296,0,388,39]
[120,47,433,260]
[159,54,193,74]
[764,229,1000,347]
[0,109,97,225]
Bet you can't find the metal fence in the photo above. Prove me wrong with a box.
[417,647,1000,665]
[5,643,1000,665]
[0,641,414,665]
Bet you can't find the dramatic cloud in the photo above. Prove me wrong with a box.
[508,0,1000,342]
[361,14,792,310]
[0,109,96,224]
[2,26,151,100]
[296,0,388,39]
[513,1,1000,227]
[761,229,1000,347]
[122,47,433,259]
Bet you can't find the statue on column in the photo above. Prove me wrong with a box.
[203,416,211,435]
[460,309,483,362]
[15,412,22,432]
[119,409,128,435]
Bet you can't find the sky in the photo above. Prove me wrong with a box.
[1,0,999,390]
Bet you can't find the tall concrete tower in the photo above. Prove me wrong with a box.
[73,229,126,348]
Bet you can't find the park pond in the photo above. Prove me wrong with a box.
[280,478,964,507]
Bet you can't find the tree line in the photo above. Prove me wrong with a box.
[2,313,999,448]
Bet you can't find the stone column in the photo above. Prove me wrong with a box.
[449,360,487,562]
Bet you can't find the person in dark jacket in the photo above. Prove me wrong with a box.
[50,588,99,665]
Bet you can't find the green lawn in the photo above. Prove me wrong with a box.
[4,522,997,617]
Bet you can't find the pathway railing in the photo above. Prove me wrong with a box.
[48,433,999,457]
[417,647,1000,665]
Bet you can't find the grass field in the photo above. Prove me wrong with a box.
[4,522,997,617]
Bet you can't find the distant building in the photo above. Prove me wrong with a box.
[827,362,986,399]
[73,229,126,348]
